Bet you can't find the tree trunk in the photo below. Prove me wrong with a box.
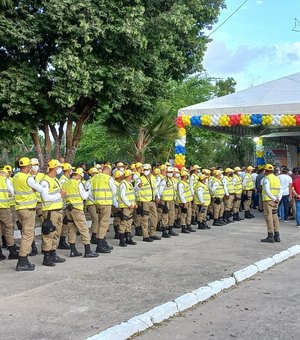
[30,130,44,170]
[43,123,51,165]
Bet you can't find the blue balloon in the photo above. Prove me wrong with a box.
[190,116,202,127]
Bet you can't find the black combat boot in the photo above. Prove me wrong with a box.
[104,238,114,250]
[0,245,6,260]
[150,234,161,240]
[274,232,281,243]
[187,224,196,232]
[114,225,120,239]
[69,243,83,257]
[181,225,190,233]
[162,227,171,238]
[42,251,55,266]
[8,246,19,260]
[213,219,223,226]
[90,233,98,245]
[16,256,35,271]
[84,244,99,258]
[156,221,162,232]
[96,239,111,253]
[226,211,233,223]
[261,233,275,243]
[245,210,254,219]
[219,218,227,225]
[143,237,154,242]
[58,236,70,249]
[135,226,143,236]
[50,250,66,263]
[197,221,206,230]
[1,235,7,248]
[125,232,137,245]
[191,216,197,225]
[119,233,127,247]
[168,226,179,236]
[204,221,211,229]
[233,213,239,221]
[28,241,38,256]
[173,219,181,228]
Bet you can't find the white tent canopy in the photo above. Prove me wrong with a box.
[178,72,300,116]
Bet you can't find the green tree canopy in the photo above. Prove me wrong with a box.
[0,0,226,167]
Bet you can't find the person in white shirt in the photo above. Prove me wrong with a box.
[278,167,292,221]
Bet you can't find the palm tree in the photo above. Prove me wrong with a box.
[103,113,178,162]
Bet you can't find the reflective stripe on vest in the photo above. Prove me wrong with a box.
[118,180,135,208]
[212,178,225,198]
[62,179,84,210]
[244,173,255,190]
[177,180,193,203]
[13,172,37,210]
[233,174,243,195]
[161,178,176,201]
[91,173,113,205]
[41,175,63,211]
[34,172,44,203]
[194,182,211,206]
[0,177,10,209]
[262,174,281,201]
[224,176,235,194]
[136,175,156,202]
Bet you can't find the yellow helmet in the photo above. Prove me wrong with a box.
[199,174,207,181]
[247,165,254,171]
[88,167,99,174]
[192,164,201,170]
[160,164,167,170]
[234,166,242,172]
[48,159,62,169]
[130,163,136,170]
[180,170,188,177]
[19,157,32,167]
[214,170,222,176]
[114,170,123,179]
[31,158,39,166]
[63,163,75,171]
[73,168,84,177]
[143,163,151,170]
[124,169,133,177]
[264,164,274,171]
[3,165,12,172]
[202,168,211,175]
[153,168,161,175]
[224,168,234,173]
[116,162,125,167]
[135,162,143,169]
[174,168,180,173]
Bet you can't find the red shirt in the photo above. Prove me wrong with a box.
[292,177,300,195]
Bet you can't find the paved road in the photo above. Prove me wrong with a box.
[0,212,300,339]
[139,254,300,340]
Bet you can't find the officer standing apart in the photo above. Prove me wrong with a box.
[194,174,211,230]
[40,159,66,266]
[13,157,44,271]
[62,168,99,258]
[261,164,282,243]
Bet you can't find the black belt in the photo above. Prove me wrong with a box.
[229,193,235,195]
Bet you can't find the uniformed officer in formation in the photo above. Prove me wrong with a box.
[0,157,273,270]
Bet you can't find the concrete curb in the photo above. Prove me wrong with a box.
[83,244,300,340]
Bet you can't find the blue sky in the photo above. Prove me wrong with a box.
[203,0,300,90]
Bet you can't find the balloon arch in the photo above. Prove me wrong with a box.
[174,113,299,169]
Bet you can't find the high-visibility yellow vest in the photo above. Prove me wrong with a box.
[13,172,37,210]
[172,177,179,201]
[62,179,84,210]
[194,182,211,206]
[136,175,157,202]
[161,177,176,201]
[190,173,199,188]
[118,180,136,208]
[177,180,193,203]
[41,174,63,211]
[8,177,15,207]
[34,172,45,203]
[262,174,281,201]
[91,173,113,205]
[243,173,255,190]
[0,176,10,209]
[233,174,243,195]
[212,178,225,198]
[224,176,235,194]
[59,174,69,185]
